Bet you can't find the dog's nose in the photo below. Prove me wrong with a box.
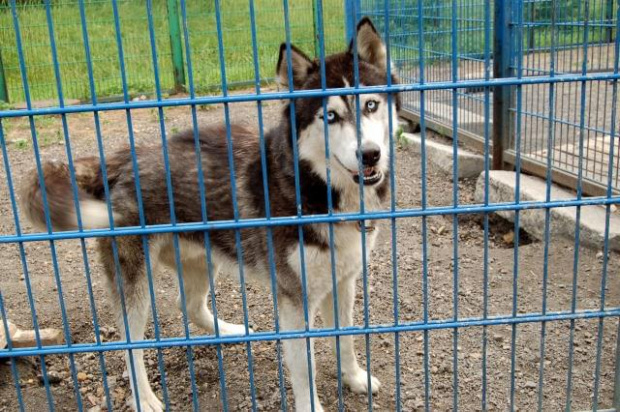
[360,142,381,166]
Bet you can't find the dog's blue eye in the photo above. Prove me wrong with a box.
[366,100,378,113]
[323,110,339,124]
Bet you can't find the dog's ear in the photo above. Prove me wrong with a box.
[351,17,391,73]
[276,43,316,89]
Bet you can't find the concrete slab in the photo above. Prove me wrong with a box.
[403,132,486,179]
[475,170,620,252]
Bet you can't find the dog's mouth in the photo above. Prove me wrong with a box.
[353,167,383,185]
[333,156,383,186]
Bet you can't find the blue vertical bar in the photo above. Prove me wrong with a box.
[178,0,229,409]
[510,1,524,411]
[592,2,620,410]
[75,1,144,409]
[345,0,361,42]
[537,1,558,410]
[144,1,200,410]
[481,1,492,410]
[8,1,60,408]
[247,0,288,408]
[566,1,591,409]
[110,0,158,408]
[450,0,460,410]
[281,0,317,409]
[416,1,431,411]
[43,0,90,408]
[213,1,258,409]
[381,0,402,410]
[349,4,375,410]
[315,0,345,409]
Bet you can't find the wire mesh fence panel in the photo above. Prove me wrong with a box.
[364,0,620,194]
[0,1,619,412]
[516,0,620,193]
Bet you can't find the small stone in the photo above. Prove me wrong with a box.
[596,251,604,259]
[502,231,515,244]
[525,381,537,389]
[77,372,88,382]
[87,394,100,407]
[40,371,62,385]
[106,376,117,388]
[493,334,504,343]
[113,387,126,403]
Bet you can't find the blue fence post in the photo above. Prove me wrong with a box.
[492,0,514,170]
[344,0,360,43]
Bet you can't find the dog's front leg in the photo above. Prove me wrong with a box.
[279,295,323,412]
[320,275,381,395]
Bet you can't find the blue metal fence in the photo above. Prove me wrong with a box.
[0,0,619,411]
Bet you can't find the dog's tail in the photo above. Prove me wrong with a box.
[20,157,117,231]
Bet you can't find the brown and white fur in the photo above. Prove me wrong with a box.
[20,18,400,412]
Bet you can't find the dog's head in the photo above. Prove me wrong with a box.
[276,17,400,190]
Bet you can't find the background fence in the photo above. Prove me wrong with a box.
[361,0,620,195]
[0,0,345,102]
[0,0,619,411]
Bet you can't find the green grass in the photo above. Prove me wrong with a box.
[0,0,345,103]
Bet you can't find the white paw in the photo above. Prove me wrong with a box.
[127,391,164,412]
[343,368,381,394]
[218,320,253,336]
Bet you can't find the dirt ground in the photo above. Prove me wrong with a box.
[0,95,619,411]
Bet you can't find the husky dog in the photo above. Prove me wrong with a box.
[21,17,399,412]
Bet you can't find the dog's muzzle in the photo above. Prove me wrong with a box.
[353,167,383,185]
[334,154,384,186]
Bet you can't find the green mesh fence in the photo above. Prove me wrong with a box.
[0,0,345,104]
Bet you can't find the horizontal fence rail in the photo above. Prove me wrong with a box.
[0,1,619,412]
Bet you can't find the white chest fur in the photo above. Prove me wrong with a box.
[286,219,379,305]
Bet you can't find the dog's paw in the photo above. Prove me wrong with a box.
[127,390,164,412]
[218,320,253,336]
[343,368,381,394]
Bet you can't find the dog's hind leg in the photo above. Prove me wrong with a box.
[99,237,163,412]
[173,255,252,336]
[319,275,381,395]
